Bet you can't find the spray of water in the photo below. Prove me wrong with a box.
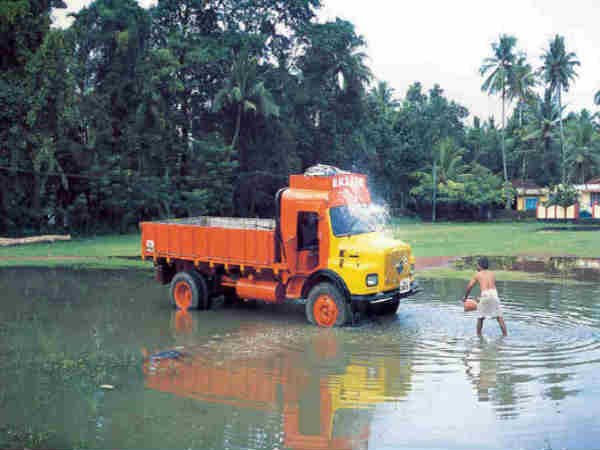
[304,164,400,240]
[334,185,395,239]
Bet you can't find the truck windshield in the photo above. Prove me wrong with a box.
[329,204,386,236]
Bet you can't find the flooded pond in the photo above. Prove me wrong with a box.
[2,267,600,449]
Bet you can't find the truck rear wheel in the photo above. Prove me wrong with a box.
[306,283,350,327]
[169,271,209,310]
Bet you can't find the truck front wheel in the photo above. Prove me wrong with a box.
[169,271,209,310]
[306,283,350,327]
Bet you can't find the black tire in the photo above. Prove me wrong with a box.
[305,283,351,327]
[223,293,238,307]
[241,298,258,309]
[169,271,210,310]
[222,287,239,307]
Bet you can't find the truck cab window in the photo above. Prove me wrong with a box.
[298,212,318,250]
[329,205,377,236]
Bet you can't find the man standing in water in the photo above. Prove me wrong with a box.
[463,257,508,337]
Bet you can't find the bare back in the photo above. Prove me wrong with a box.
[474,269,496,292]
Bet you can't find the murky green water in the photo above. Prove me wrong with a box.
[2,267,600,449]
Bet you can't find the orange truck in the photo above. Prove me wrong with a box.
[140,165,418,326]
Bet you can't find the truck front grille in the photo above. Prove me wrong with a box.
[384,250,409,287]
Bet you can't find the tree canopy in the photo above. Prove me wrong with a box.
[1,2,599,234]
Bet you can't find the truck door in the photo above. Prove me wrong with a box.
[297,211,319,273]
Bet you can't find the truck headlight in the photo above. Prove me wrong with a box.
[366,273,378,287]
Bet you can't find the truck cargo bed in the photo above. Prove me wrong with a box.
[141,216,276,266]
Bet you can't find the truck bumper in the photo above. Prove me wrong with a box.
[350,280,420,304]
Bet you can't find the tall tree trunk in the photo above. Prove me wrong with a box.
[432,158,437,223]
[501,85,508,182]
[0,174,8,217]
[232,103,242,154]
[400,177,408,210]
[558,88,566,184]
[501,85,511,209]
[249,184,256,217]
[31,171,42,218]
[519,99,523,128]
[519,100,525,181]
[232,103,249,216]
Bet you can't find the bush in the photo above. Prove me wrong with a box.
[494,208,536,221]
[546,184,579,207]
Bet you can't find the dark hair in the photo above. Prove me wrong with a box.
[478,257,489,270]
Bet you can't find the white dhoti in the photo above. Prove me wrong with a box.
[477,289,502,318]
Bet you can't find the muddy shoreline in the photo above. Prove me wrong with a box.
[2,255,599,283]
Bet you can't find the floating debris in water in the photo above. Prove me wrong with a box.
[150,349,184,360]
[100,384,114,390]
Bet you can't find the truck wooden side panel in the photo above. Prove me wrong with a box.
[141,221,276,267]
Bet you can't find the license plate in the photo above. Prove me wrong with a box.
[399,278,410,294]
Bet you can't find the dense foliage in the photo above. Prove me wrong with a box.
[1,1,599,234]
[546,184,579,208]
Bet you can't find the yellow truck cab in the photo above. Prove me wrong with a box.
[279,165,417,324]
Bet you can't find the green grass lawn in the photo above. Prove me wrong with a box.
[391,219,600,258]
[1,221,598,279]
[0,234,140,258]
[0,234,147,269]
[390,219,600,281]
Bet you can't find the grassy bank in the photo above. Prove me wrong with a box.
[391,219,600,258]
[389,219,600,282]
[417,267,590,284]
[0,234,148,269]
[1,221,598,280]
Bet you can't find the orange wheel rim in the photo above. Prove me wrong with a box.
[174,281,192,310]
[313,295,338,327]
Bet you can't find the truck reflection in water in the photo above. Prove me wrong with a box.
[143,311,413,450]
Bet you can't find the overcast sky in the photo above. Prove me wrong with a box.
[53,0,600,123]
[319,0,600,122]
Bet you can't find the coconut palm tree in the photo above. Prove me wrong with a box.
[435,137,467,183]
[538,34,580,184]
[213,49,280,216]
[432,137,466,221]
[565,109,600,184]
[369,81,399,114]
[480,34,518,186]
[336,47,372,96]
[522,89,562,185]
[508,55,537,127]
[213,49,280,167]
